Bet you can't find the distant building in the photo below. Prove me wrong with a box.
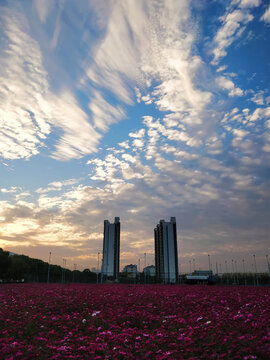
[186,270,216,285]
[102,217,120,279]
[123,264,137,279]
[154,217,178,284]
[143,265,155,277]
[193,270,213,276]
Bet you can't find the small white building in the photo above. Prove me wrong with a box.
[143,265,155,277]
[123,264,137,279]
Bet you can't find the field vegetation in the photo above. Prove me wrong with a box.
[0,284,269,359]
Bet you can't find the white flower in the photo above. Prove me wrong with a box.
[91,310,101,317]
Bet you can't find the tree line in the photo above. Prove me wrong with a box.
[0,248,96,283]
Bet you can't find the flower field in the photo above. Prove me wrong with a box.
[0,284,269,359]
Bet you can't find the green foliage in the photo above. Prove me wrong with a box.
[0,248,11,278]
[0,248,97,283]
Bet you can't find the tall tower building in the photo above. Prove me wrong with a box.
[154,217,178,284]
[102,217,120,279]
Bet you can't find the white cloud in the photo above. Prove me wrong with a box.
[49,91,101,161]
[36,179,79,194]
[161,145,199,160]
[84,1,148,104]
[129,129,145,138]
[0,10,50,160]
[118,140,130,149]
[50,2,64,49]
[247,106,270,122]
[84,0,212,131]
[216,76,243,97]
[260,5,270,23]
[141,94,152,105]
[132,139,144,148]
[216,65,227,72]
[1,187,19,194]
[239,0,261,8]
[232,128,249,138]
[34,0,54,23]
[122,154,137,163]
[89,91,125,132]
[211,3,259,65]
[251,91,265,105]
[263,132,270,152]
[0,9,102,161]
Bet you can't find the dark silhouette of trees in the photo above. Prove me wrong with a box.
[0,248,97,283]
[0,249,11,279]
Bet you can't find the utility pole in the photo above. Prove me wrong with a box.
[97,252,100,284]
[266,254,270,275]
[234,260,239,285]
[225,260,229,285]
[62,258,66,284]
[251,263,255,286]
[242,259,247,285]
[208,254,211,272]
[253,254,259,286]
[101,255,104,284]
[138,258,141,283]
[72,264,77,283]
[231,259,236,284]
[193,259,195,272]
[47,251,51,284]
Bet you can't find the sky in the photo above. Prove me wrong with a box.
[0,0,270,273]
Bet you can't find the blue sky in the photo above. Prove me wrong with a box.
[0,0,270,273]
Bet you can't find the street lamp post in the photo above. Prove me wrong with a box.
[231,259,236,284]
[253,255,259,286]
[138,258,141,283]
[208,254,211,272]
[225,260,229,285]
[47,252,51,284]
[234,260,239,285]
[242,259,247,286]
[219,263,222,285]
[97,252,100,284]
[62,258,66,284]
[101,253,104,284]
[72,264,77,283]
[266,254,270,275]
[251,263,255,286]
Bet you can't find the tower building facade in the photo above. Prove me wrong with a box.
[102,217,120,279]
[154,217,178,283]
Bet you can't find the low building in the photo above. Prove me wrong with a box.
[143,265,155,277]
[123,264,137,279]
[186,270,216,285]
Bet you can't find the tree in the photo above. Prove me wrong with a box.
[0,248,11,279]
